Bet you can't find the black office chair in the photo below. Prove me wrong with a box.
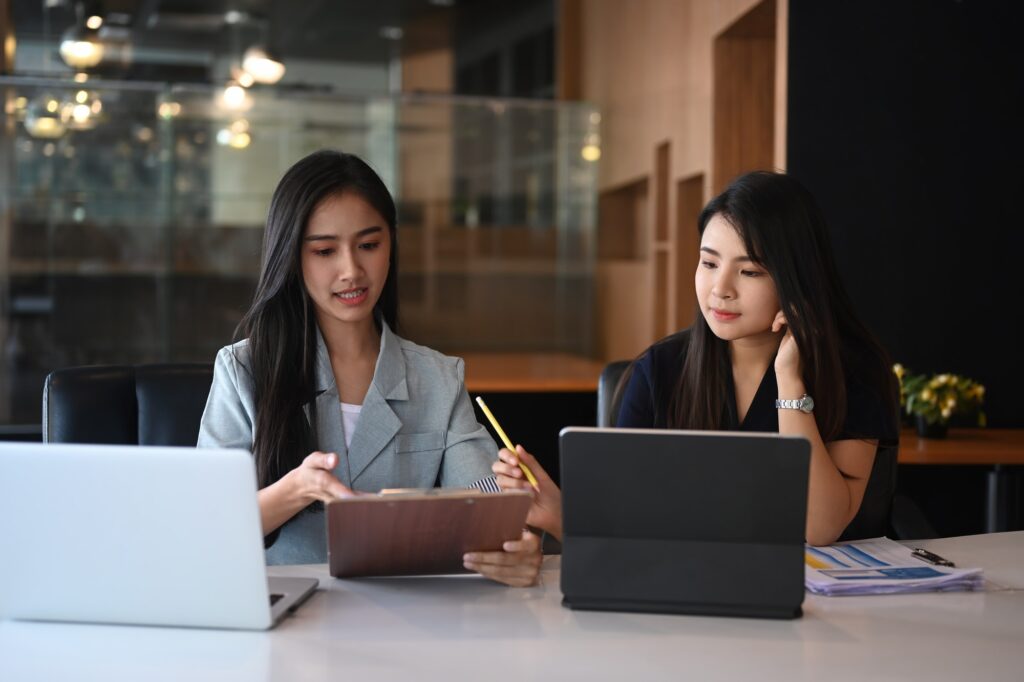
[597,360,632,428]
[43,364,214,446]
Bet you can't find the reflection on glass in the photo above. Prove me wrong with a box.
[0,78,599,427]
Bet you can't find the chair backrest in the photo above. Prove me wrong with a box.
[43,364,214,446]
[597,360,631,427]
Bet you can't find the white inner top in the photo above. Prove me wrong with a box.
[340,402,362,449]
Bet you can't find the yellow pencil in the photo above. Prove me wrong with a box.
[474,396,540,491]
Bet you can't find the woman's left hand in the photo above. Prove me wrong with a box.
[463,529,542,587]
[772,311,802,380]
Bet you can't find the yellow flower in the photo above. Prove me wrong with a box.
[893,364,905,380]
[920,388,934,402]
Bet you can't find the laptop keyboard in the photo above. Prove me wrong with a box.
[270,593,284,606]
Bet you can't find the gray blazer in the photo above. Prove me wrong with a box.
[197,322,497,565]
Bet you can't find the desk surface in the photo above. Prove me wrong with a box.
[898,427,1024,465]
[2,532,1022,681]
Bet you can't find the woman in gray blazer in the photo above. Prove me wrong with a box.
[198,150,541,586]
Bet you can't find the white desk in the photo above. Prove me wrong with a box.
[2,532,1022,681]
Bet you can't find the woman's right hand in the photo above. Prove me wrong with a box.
[287,451,355,504]
[492,445,563,541]
[259,452,355,536]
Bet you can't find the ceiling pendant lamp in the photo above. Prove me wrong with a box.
[59,2,105,70]
[24,94,66,139]
[60,89,101,130]
[242,46,285,84]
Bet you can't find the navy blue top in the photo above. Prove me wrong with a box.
[617,328,899,445]
[615,328,900,540]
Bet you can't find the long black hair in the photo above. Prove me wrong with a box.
[667,171,897,441]
[236,149,399,490]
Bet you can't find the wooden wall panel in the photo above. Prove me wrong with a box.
[568,0,786,359]
[596,261,653,362]
[675,173,704,329]
[712,0,776,192]
[597,178,648,260]
[655,141,670,242]
[558,0,583,100]
[654,248,670,339]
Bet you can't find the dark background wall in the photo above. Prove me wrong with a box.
[787,0,1024,534]
[787,0,1024,429]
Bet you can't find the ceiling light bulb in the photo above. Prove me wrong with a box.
[71,103,91,123]
[228,131,251,149]
[242,46,285,84]
[157,101,181,119]
[60,98,97,130]
[24,96,66,139]
[581,144,601,162]
[221,82,251,110]
[27,116,64,138]
[59,25,105,69]
[86,15,103,30]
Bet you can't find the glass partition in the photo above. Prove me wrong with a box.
[0,77,600,428]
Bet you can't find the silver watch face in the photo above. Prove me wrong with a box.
[799,395,815,413]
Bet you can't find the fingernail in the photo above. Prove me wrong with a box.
[463,553,475,562]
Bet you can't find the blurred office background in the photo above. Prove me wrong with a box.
[1,0,1021,533]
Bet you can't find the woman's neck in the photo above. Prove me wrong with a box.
[317,315,381,363]
[728,331,783,378]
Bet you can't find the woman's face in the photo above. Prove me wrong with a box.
[695,213,780,342]
[301,191,392,331]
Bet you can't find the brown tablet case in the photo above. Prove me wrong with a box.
[326,489,533,577]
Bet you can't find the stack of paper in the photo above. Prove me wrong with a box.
[805,537,984,596]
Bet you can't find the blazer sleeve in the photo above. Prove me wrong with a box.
[438,358,498,487]
[197,346,256,452]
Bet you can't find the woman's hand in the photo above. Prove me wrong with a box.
[772,311,802,381]
[463,530,542,587]
[492,445,563,541]
[259,451,354,536]
[285,451,355,504]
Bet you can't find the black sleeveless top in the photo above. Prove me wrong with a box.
[616,328,900,541]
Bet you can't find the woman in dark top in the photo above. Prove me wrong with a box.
[494,171,899,546]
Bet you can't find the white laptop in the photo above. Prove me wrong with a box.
[0,442,317,630]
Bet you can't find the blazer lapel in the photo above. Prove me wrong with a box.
[347,322,408,484]
[304,329,351,486]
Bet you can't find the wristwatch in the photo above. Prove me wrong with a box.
[775,393,815,414]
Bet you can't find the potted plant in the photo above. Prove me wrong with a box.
[893,364,986,438]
